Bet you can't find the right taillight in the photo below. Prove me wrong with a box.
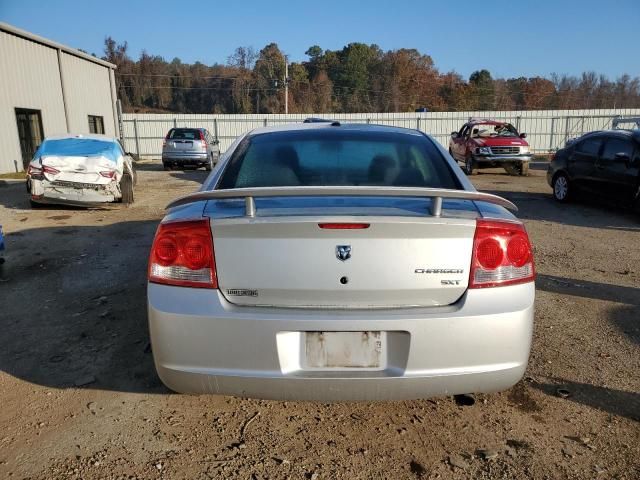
[469,219,535,288]
[148,219,218,289]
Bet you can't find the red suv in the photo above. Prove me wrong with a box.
[449,119,532,175]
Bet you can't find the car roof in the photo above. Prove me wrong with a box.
[248,122,424,137]
[43,134,118,142]
[580,129,640,141]
[466,119,510,127]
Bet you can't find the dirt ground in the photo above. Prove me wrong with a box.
[0,164,638,480]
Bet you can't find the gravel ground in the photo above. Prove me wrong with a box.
[0,164,638,480]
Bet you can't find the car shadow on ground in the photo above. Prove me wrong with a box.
[530,376,640,422]
[0,221,167,394]
[169,170,209,186]
[537,274,640,346]
[482,189,640,232]
[0,182,116,211]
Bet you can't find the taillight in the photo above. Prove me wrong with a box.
[42,165,60,175]
[148,220,217,289]
[28,164,43,175]
[199,131,207,151]
[163,134,168,147]
[100,171,116,179]
[469,219,535,288]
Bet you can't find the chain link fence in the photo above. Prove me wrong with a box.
[120,109,640,159]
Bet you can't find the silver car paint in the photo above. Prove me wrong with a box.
[148,281,533,401]
[148,124,534,400]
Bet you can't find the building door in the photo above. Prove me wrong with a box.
[15,108,44,170]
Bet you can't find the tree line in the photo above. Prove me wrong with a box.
[103,38,640,114]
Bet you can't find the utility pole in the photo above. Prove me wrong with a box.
[284,55,289,114]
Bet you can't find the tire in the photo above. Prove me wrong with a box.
[552,172,571,202]
[504,163,520,176]
[163,163,171,171]
[120,173,134,204]
[30,199,44,209]
[464,155,475,175]
[520,162,530,176]
[205,155,213,171]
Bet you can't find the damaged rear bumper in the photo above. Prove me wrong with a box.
[30,179,121,206]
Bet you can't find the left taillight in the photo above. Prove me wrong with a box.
[148,219,218,289]
[469,219,535,288]
[100,171,116,179]
[28,164,43,176]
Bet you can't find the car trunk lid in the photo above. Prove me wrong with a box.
[212,216,475,308]
[41,155,119,185]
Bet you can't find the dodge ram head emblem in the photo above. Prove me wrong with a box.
[336,245,352,261]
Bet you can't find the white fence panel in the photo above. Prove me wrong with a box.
[121,109,640,159]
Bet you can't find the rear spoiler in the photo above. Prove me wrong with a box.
[166,186,517,217]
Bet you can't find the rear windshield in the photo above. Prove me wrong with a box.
[36,138,121,162]
[218,129,461,189]
[168,129,202,140]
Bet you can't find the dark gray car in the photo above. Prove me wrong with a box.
[162,128,220,171]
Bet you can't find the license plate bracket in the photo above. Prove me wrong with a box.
[304,331,384,369]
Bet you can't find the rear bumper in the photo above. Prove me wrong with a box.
[162,153,209,165]
[148,282,535,401]
[30,179,120,205]
[473,155,532,164]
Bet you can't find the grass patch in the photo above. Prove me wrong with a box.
[0,171,26,179]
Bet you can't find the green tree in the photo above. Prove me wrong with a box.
[469,69,495,110]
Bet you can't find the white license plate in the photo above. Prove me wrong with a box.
[304,331,384,369]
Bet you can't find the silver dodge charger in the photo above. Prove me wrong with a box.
[147,122,535,401]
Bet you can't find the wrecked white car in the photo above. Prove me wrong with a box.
[27,135,135,207]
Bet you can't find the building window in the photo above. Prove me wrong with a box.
[88,115,105,134]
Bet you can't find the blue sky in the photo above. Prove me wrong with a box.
[1,0,638,80]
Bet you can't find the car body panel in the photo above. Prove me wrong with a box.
[148,281,534,400]
[212,215,475,308]
[148,123,535,400]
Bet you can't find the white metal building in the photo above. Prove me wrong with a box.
[0,22,118,174]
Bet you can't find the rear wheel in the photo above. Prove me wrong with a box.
[30,199,43,209]
[163,163,171,171]
[120,173,134,204]
[464,155,475,175]
[552,172,570,202]
[205,155,213,171]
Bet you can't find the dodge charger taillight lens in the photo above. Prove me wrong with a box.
[469,219,535,288]
[148,220,217,288]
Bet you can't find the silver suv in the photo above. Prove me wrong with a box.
[162,128,220,171]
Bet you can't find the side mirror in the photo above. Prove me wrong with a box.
[519,133,527,138]
[451,132,459,139]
